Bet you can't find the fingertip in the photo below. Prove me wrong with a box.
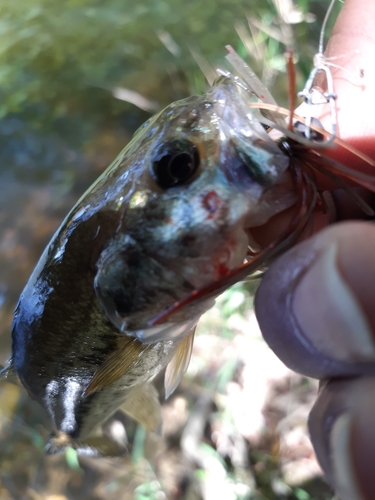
[255,221,375,378]
[309,377,375,500]
[325,0,375,141]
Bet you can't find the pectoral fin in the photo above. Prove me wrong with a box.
[0,358,21,386]
[45,431,126,457]
[84,337,152,397]
[164,327,195,399]
[121,382,161,433]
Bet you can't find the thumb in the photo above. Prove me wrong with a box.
[254,221,375,379]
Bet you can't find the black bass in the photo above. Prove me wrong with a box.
[6,74,294,454]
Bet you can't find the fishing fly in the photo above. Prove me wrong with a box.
[297,0,338,143]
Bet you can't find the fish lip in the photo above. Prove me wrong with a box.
[207,74,247,113]
[207,75,276,149]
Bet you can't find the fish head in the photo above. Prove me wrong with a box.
[93,74,292,342]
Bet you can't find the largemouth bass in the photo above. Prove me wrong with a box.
[6,74,296,454]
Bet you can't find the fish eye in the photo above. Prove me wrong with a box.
[152,139,200,189]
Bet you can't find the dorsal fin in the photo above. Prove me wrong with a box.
[164,327,195,399]
[84,336,152,397]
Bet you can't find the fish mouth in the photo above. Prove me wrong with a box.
[245,227,263,254]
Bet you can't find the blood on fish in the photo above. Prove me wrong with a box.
[201,190,221,217]
[217,264,230,276]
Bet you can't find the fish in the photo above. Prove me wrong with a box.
[4,73,299,455]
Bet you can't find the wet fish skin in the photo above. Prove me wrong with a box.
[9,76,290,452]
[11,208,176,448]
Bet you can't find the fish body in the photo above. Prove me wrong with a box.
[9,76,292,453]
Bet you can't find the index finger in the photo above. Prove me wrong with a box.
[326,0,375,144]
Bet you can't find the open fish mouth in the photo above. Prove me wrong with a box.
[208,77,296,235]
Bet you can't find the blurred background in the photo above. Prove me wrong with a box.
[0,0,341,498]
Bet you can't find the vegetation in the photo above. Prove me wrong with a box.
[0,0,340,131]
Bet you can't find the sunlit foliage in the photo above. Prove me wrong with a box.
[0,0,335,131]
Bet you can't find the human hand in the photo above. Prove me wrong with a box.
[254,1,375,498]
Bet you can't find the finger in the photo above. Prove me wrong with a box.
[254,221,375,378]
[309,376,375,500]
[300,0,375,172]
[326,0,375,142]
